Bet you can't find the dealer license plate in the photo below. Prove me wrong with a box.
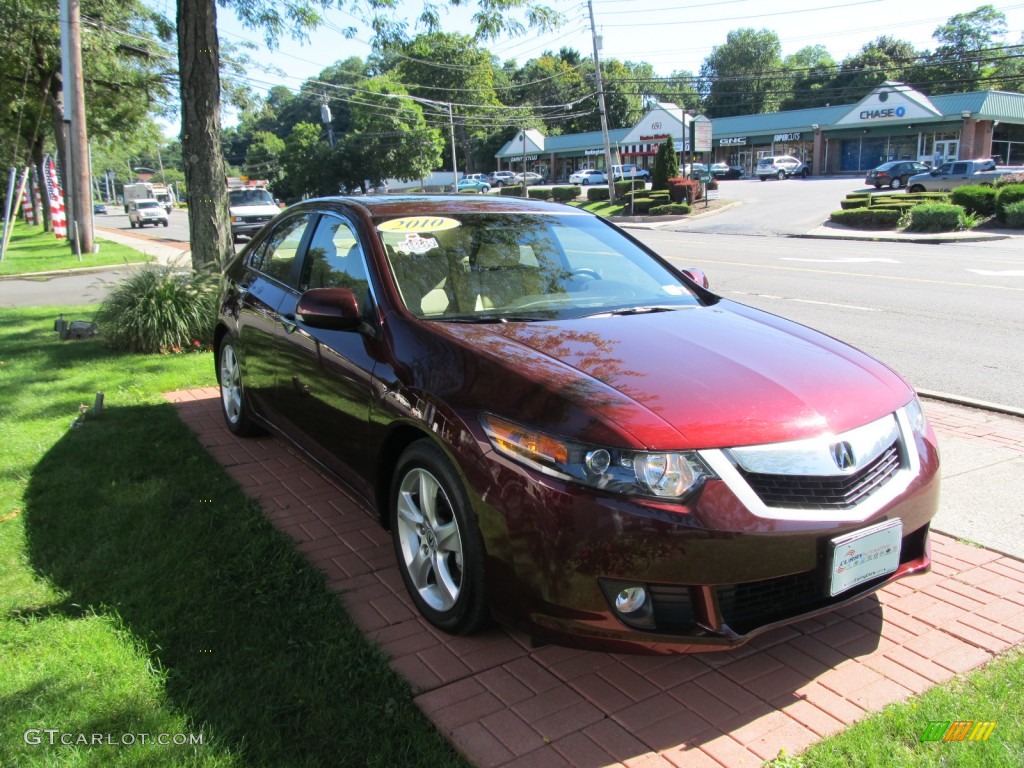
[828,519,903,597]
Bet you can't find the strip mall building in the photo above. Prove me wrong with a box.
[494,82,1024,181]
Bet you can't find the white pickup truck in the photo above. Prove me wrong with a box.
[906,159,1023,193]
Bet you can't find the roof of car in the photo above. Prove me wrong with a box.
[298,195,591,218]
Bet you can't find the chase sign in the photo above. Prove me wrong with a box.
[859,107,907,120]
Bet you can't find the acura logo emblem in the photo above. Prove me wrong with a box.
[831,441,856,470]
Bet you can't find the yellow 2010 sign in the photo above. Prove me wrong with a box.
[377,216,461,233]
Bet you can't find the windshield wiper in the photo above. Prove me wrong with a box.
[437,314,544,324]
[586,305,684,318]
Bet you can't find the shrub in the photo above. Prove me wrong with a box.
[614,180,645,197]
[903,203,966,232]
[994,172,1024,188]
[649,203,691,215]
[666,177,698,204]
[527,188,549,200]
[950,185,998,217]
[1003,200,1024,228]
[996,184,1024,221]
[829,208,903,229]
[96,265,219,353]
[499,185,524,196]
[840,198,869,210]
[551,185,581,202]
[587,187,610,202]
[630,198,657,214]
[651,140,679,190]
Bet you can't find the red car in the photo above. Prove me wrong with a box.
[214,195,939,654]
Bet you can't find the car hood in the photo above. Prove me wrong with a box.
[229,203,280,216]
[431,301,911,449]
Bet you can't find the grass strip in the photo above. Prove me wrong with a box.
[0,220,150,276]
[0,306,466,767]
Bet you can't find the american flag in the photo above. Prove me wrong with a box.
[42,155,67,239]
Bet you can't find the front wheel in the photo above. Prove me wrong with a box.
[890,178,902,189]
[581,179,589,186]
[218,339,260,436]
[391,441,488,635]
[909,185,925,193]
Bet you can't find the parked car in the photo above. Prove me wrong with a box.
[454,178,491,194]
[127,199,169,228]
[611,164,650,182]
[463,174,489,184]
[865,161,930,189]
[682,163,709,179]
[756,155,809,180]
[513,172,548,185]
[487,171,517,188]
[214,194,939,654]
[93,202,108,214]
[568,168,607,185]
[710,163,744,180]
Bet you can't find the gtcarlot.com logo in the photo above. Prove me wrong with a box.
[24,729,204,747]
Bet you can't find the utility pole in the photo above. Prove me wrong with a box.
[587,0,616,203]
[61,0,93,254]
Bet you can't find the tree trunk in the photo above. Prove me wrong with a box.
[177,0,233,269]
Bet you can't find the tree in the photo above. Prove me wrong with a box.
[779,46,837,111]
[176,0,561,269]
[831,37,922,102]
[927,5,1008,93]
[698,29,784,118]
[651,139,678,191]
[244,131,286,186]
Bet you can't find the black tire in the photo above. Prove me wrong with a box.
[760,176,767,181]
[890,177,902,189]
[909,185,925,193]
[129,220,136,229]
[777,170,786,180]
[390,440,488,635]
[163,220,169,227]
[874,184,882,189]
[218,339,261,436]
[801,168,810,178]
[581,178,589,185]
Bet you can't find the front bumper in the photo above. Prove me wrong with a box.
[466,418,940,654]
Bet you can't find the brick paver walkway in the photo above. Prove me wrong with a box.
[167,388,1024,767]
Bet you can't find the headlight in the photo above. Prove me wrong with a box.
[904,395,928,435]
[481,414,714,500]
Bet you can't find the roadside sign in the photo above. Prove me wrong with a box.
[699,173,712,182]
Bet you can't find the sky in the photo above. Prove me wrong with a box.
[206,0,1024,97]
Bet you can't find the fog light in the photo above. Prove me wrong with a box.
[614,586,648,615]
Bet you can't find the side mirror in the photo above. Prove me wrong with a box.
[680,268,710,289]
[296,288,361,331]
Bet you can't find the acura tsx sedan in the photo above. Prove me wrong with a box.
[214,195,939,654]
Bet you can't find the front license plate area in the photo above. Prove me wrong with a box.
[828,519,903,597]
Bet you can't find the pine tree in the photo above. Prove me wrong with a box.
[652,140,679,191]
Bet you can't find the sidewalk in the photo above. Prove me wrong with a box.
[799,220,1022,244]
[167,388,1024,768]
[95,226,193,269]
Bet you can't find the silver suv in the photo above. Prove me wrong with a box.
[128,199,169,228]
[756,155,810,181]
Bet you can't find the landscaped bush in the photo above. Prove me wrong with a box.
[587,187,610,202]
[903,203,967,232]
[499,185,524,196]
[527,188,549,200]
[666,177,698,204]
[996,184,1024,221]
[551,185,581,202]
[951,185,998,217]
[614,180,645,197]
[829,208,903,229]
[840,198,869,210]
[96,265,219,353]
[1003,200,1024,228]
[650,203,691,215]
[630,198,658,214]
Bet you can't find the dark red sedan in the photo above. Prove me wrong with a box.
[214,195,939,654]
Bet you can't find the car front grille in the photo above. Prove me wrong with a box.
[242,215,272,224]
[739,440,901,510]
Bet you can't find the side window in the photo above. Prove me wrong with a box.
[950,163,969,175]
[249,213,311,286]
[301,215,371,308]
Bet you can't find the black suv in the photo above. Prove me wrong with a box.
[865,161,930,189]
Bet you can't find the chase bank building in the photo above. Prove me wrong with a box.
[494,82,1024,180]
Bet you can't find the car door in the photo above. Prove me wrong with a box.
[274,212,386,499]
[235,212,314,419]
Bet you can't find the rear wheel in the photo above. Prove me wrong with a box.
[391,440,488,635]
[890,177,902,189]
[777,170,786,180]
[581,178,589,185]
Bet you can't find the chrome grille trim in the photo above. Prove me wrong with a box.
[699,405,921,522]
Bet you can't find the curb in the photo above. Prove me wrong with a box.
[792,231,1012,244]
[919,389,1024,419]
[0,263,151,280]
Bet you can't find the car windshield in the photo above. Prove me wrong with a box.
[229,189,276,206]
[378,212,702,321]
[138,201,160,209]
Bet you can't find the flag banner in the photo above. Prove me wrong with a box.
[20,167,35,225]
[43,155,67,239]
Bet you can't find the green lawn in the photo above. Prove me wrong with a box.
[0,220,150,275]
[0,306,467,767]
